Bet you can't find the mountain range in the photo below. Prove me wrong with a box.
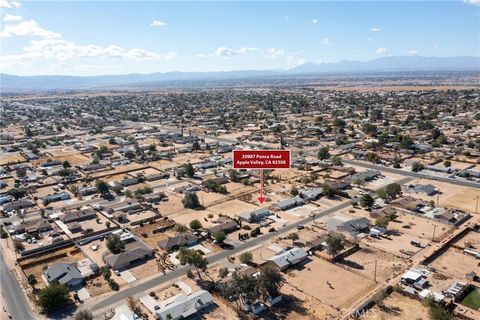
[1,56,479,92]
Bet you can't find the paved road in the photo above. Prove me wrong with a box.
[0,249,34,320]
[343,159,480,189]
[88,199,354,312]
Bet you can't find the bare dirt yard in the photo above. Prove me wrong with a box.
[338,247,409,283]
[21,248,85,289]
[283,256,375,310]
[0,152,25,165]
[407,178,480,214]
[429,247,480,279]
[360,291,430,320]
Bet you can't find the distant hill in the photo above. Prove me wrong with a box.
[1,56,479,92]
[288,56,480,74]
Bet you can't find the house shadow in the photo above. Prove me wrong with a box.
[293,257,313,271]
[337,258,364,270]
[193,302,219,319]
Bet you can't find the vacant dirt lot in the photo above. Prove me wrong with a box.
[429,248,480,278]
[338,247,408,282]
[361,292,430,320]
[283,256,375,310]
[0,152,25,165]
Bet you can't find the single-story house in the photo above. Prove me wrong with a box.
[238,208,271,222]
[158,233,198,251]
[336,217,370,236]
[205,217,238,235]
[44,263,83,288]
[13,219,52,235]
[104,245,154,270]
[410,184,438,196]
[44,193,70,204]
[267,247,308,270]
[1,199,34,212]
[155,290,213,320]
[274,196,305,211]
[299,188,323,200]
[61,208,97,223]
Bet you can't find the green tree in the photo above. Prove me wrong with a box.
[228,169,239,182]
[102,267,111,280]
[318,146,330,160]
[214,231,227,244]
[96,180,110,196]
[366,152,379,164]
[239,251,253,265]
[13,239,24,252]
[331,156,342,166]
[7,188,27,200]
[36,283,71,313]
[62,160,71,168]
[182,192,200,208]
[191,141,201,151]
[443,160,451,167]
[325,235,344,259]
[360,194,375,209]
[219,267,229,278]
[412,162,425,172]
[385,183,402,200]
[288,232,299,244]
[177,248,209,280]
[184,163,195,178]
[74,310,94,320]
[223,273,260,310]
[189,219,203,230]
[424,296,453,320]
[27,274,38,286]
[257,264,284,299]
[290,186,299,196]
[106,234,125,254]
[375,215,390,228]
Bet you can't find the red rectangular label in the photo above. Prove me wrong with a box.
[232,150,291,169]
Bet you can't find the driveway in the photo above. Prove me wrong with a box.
[120,270,137,283]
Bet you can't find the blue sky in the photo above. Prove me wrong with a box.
[1,0,479,76]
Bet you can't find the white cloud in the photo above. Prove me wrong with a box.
[0,0,22,8]
[198,46,259,58]
[464,0,480,6]
[321,37,331,45]
[370,27,382,32]
[285,55,305,67]
[0,18,174,69]
[3,14,22,21]
[265,48,285,59]
[308,19,318,24]
[407,50,419,55]
[0,20,61,38]
[150,20,167,27]
[376,47,391,54]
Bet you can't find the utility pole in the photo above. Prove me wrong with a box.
[374,260,377,283]
[474,196,479,215]
[432,224,437,242]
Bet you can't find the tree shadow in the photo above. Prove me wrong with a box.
[262,294,309,319]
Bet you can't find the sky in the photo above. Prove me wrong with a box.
[1,0,479,76]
